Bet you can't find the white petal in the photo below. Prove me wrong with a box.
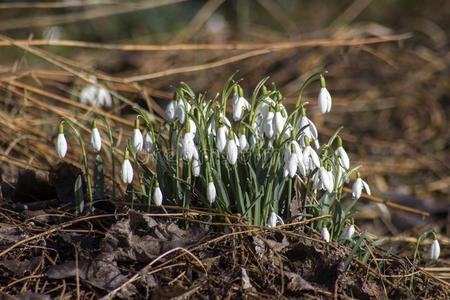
[352,178,363,200]
[429,240,440,260]
[90,128,102,153]
[121,159,133,184]
[288,154,298,178]
[97,87,112,107]
[226,139,238,165]
[239,134,248,151]
[144,133,154,154]
[318,87,331,114]
[216,126,228,153]
[207,181,216,204]
[343,225,355,240]
[192,159,201,177]
[132,129,143,152]
[321,227,330,242]
[165,101,176,122]
[336,147,350,170]
[153,187,163,206]
[268,212,277,228]
[56,133,67,158]
[362,180,371,196]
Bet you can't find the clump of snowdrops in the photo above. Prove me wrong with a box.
[53,72,441,254]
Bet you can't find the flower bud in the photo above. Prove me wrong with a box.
[90,120,101,153]
[132,119,143,152]
[153,181,163,206]
[207,181,216,204]
[121,149,133,184]
[55,123,67,158]
[429,239,440,260]
[321,227,330,243]
[318,75,332,114]
[226,133,238,165]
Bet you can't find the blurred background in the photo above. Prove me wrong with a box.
[0,0,448,243]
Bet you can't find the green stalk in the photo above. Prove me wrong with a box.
[62,119,93,205]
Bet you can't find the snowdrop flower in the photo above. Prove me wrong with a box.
[232,95,250,121]
[335,137,350,170]
[144,132,154,154]
[343,224,355,240]
[187,118,197,135]
[318,75,332,113]
[226,132,238,165]
[352,173,371,200]
[181,132,196,161]
[80,84,97,106]
[55,123,67,159]
[273,107,287,135]
[267,212,284,228]
[192,158,201,177]
[264,111,275,139]
[165,101,176,122]
[238,132,248,151]
[216,125,228,153]
[207,180,216,204]
[97,86,112,107]
[303,142,321,171]
[153,181,163,206]
[284,143,299,178]
[321,227,330,243]
[90,120,101,153]
[319,167,334,193]
[429,239,440,260]
[121,148,133,184]
[176,99,190,124]
[132,118,143,152]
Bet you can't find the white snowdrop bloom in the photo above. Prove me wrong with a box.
[257,97,275,119]
[238,133,248,151]
[318,87,332,114]
[132,128,143,152]
[232,96,250,121]
[264,111,275,139]
[273,110,286,135]
[55,133,67,159]
[97,86,112,107]
[343,224,355,240]
[165,101,176,122]
[80,85,97,106]
[321,227,330,243]
[144,132,154,154]
[121,150,133,184]
[176,100,190,124]
[303,145,321,171]
[192,159,201,177]
[319,167,334,193]
[299,116,318,141]
[153,182,163,206]
[429,239,440,260]
[268,212,278,228]
[226,136,238,165]
[216,126,228,153]
[187,118,197,134]
[181,132,196,161]
[90,126,102,153]
[336,147,350,170]
[287,153,299,178]
[207,181,216,204]
[352,176,371,200]
[283,124,293,139]
[268,212,284,228]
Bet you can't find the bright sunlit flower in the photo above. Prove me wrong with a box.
[153,181,163,206]
[321,227,330,243]
[121,148,133,184]
[318,75,332,114]
[238,132,248,151]
[429,239,440,260]
[335,137,349,169]
[216,125,228,153]
[343,224,355,240]
[181,132,196,161]
[207,180,216,204]
[232,96,250,121]
[166,101,176,122]
[352,173,371,200]
[97,86,112,107]
[264,111,275,139]
[144,132,154,154]
[226,132,238,165]
[90,120,101,153]
[132,118,143,152]
[192,158,201,177]
[303,143,320,172]
[273,107,286,135]
[55,123,67,159]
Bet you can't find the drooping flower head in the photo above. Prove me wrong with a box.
[55,122,67,159]
[90,119,102,153]
[318,74,332,114]
[132,118,143,152]
[121,148,133,184]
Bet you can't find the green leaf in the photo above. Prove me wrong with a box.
[93,155,105,199]
[74,175,84,216]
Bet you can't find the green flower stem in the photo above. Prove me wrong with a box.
[62,119,93,205]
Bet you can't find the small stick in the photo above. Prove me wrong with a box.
[342,187,429,218]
